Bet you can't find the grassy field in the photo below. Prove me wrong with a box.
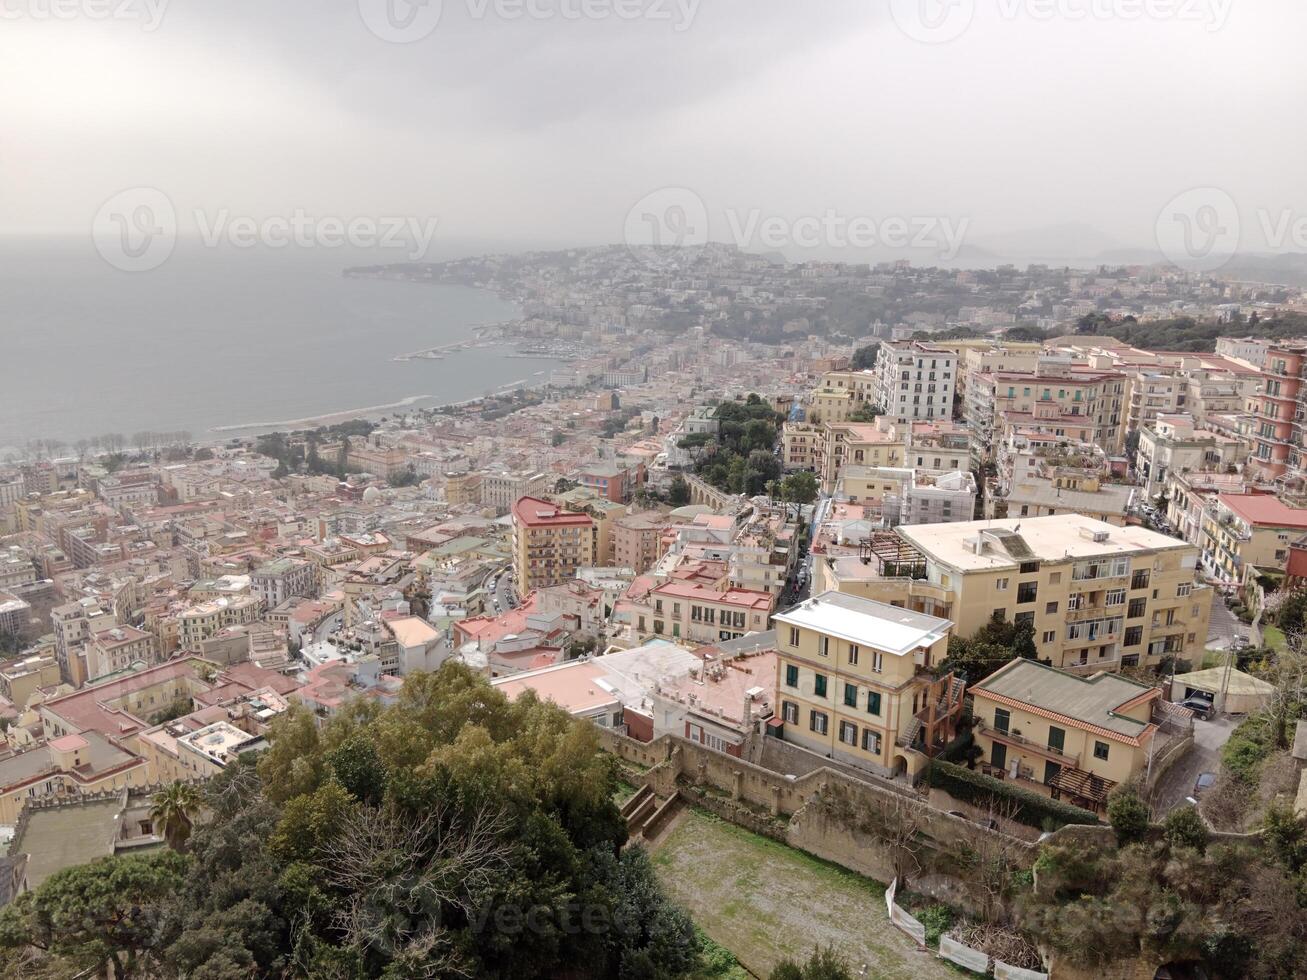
[652,809,959,980]
[1263,625,1287,652]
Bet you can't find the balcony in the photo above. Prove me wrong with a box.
[975,719,1082,767]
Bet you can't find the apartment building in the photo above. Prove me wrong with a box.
[482,470,549,515]
[576,462,643,504]
[985,364,1129,457]
[1199,493,1307,585]
[1134,414,1244,500]
[971,658,1164,814]
[0,653,61,709]
[511,496,597,594]
[824,515,1210,674]
[640,581,774,645]
[251,556,318,607]
[86,624,157,682]
[772,592,963,779]
[178,595,263,651]
[781,422,823,472]
[51,597,116,687]
[1125,371,1186,434]
[1248,344,1307,482]
[873,341,957,425]
[613,513,669,574]
[818,419,906,493]
[907,420,971,472]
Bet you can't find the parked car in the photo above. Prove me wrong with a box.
[1177,695,1214,719]
[1193,772,1217,797]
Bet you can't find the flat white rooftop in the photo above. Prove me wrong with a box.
[773,591,949,657]
[897,514,1188,572]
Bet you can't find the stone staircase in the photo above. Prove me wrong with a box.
[620,784,682,843]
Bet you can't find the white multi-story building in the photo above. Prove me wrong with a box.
[873,341,957,425]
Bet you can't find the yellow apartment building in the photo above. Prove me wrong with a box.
[819,420,906,493]
[1199,493,1307,586]
[772,592,964,779]
[511,496,598,594]
[822,515,1211,675]
[970,658,1163,813]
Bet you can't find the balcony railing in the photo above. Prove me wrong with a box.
[975,719,1082,766]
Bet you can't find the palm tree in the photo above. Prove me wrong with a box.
[151,781,201,852]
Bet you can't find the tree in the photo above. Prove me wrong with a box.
[848,403,883,423]
[151,780,202,852]
[1107,784,1150,845]
[0,851,186,979]
[850,343,880,371]
[1163,805,1209,854]
[668,475,690,506]
[779,471,819,521]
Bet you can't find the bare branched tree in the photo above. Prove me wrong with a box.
[317,800,512,976]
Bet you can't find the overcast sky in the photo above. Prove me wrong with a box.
[4,0,1305,261]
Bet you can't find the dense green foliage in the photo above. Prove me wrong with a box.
[939,614,1038,684]
[850,343,879,370]
[1023,806,1307,978]
[1073,310,1307,352]
[1105,784,1150,846]
[689,395,784,496]
[0,664,703,980]
[768,946,854,980]
[926,760,1100,829]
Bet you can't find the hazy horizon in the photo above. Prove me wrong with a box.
[5,2,1307,269]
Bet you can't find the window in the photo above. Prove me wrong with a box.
[782,701,798,725]
[1048,571,1062,585]
[1043,630,1056,643]
[848,644,859,666]
[1177,583,1191,598]
[843,683,858,708]
[1093,740,1110,761]
[814,674,827,698]
[839,721,857,746]
[867,691,882,716]
[871,651,884,673]
[1045,601,1059,615]
[1017,581,1038,604]
[785,664,798,688]
[1131,569,1151,590]
[861,728,882,755]
[1106,588,1126,606]
[809,710,829,735]
[1124,626,1143,647]
[1127,598,1147,619]
[993,708,1010,733]
[788,626,799,646]
[996,577,1010,591]
[1014,611,1034,628]
[1019,561,1040,574]
[1047,726,1065,753]
[818,636,830,657]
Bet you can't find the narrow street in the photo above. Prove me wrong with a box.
[1149,716,1237,815]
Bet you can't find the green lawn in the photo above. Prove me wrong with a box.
[1263,625,1287,652]
[652,809,958,980]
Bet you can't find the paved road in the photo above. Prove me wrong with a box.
[492,567,517,612]
[1150,715,1237,815]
